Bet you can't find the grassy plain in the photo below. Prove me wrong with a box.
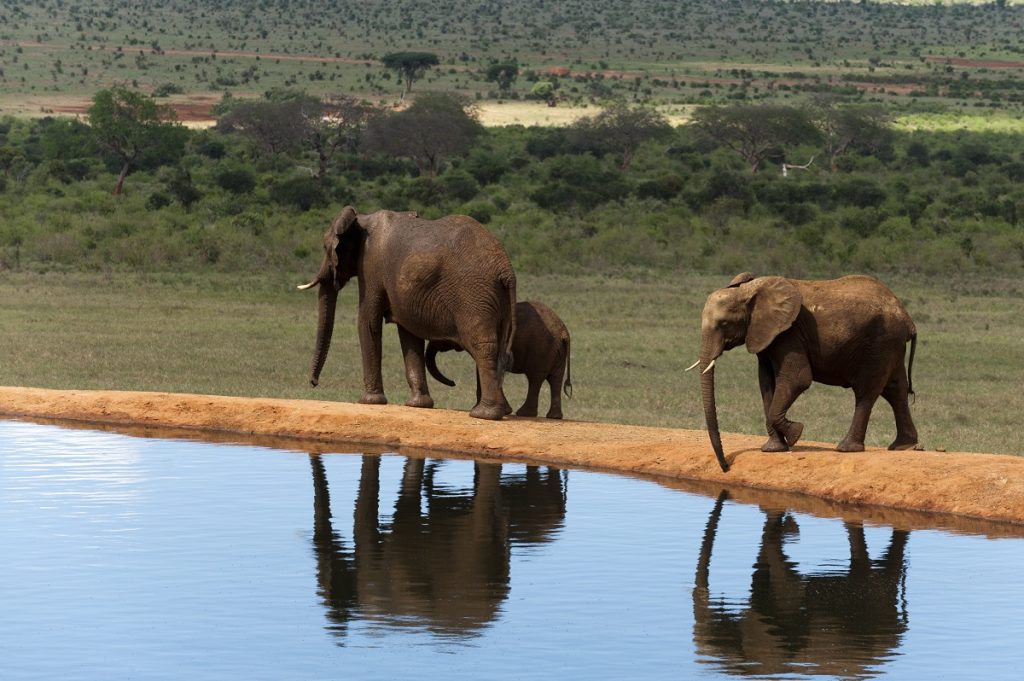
[1,271,1022,457]
[2,0,1024,117]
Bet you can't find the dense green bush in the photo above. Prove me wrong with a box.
[2,112,1024,279]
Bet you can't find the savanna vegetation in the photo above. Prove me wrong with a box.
[2,88,1023,277]
[2,0,1024,456]
[2,0,1024,114]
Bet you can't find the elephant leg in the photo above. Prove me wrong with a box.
[882,363,919,450]
[837,386,881,452]
[544,366,565,420]
[357,305,387,405]
[516,374,542,418]
[761,358,808,452]
[467,340,508,420]
[396,325,433,409]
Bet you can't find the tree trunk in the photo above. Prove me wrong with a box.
[113,160,130,196]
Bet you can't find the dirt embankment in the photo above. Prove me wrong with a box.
[3,386,1024,527]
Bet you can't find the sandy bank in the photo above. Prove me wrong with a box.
[2,386,1023,527]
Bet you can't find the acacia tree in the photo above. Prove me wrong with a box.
[485,62,519,95]
[88,86,186,195]
[692,104,819,174]
[362,92,481,176]
[570,103,673,172]
[811,99,893,173]
[300,94,374,184]
[381,52,440,101]
[216,98,305,157]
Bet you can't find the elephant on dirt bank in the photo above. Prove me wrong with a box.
[691,273,919,471]
[298,206,517,420]
[425,300,573,419]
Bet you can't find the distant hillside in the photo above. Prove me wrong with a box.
[2,0,1023,115]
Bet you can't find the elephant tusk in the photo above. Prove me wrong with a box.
[296,278,319,291]
[685,360,700,372]
[702,359,716,375]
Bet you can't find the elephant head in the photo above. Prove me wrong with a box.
[692,273,802,471]
[297,206,362,387]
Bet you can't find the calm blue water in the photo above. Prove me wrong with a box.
[2,419,1023,680]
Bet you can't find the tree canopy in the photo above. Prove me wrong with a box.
[88,86,186,195]
[362,92,481,176]
[692,104,820,174]
[380,52,440,101]
[570,103,673,172]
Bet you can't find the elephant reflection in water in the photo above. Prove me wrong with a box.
[310,455,566,637]
[693,492,909,678]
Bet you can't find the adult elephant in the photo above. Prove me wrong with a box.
[693,491,909,678]
[425,300,573,419]
[310,454,567,638]
[298,207,517,420]
[691,273,919,471]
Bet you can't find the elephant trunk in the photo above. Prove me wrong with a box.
[309,284,338,387]
[700,337,729,472]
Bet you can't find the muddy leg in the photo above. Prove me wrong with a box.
[397,326,433,409]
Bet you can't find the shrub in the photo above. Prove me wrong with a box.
[833,176,887,208]
[441,169,480,201]
[270,176,327,211]
[461,201,494,224]
[146,192,172,210]
[215,162,257,194]
[636,173,685,200]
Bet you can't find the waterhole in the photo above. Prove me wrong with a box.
[1,420,1022,680]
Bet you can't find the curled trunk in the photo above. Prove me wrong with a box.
[309,285,338,387]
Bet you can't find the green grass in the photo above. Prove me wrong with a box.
[2,270,1022,456]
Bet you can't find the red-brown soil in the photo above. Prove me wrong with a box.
[3,386,1024,529]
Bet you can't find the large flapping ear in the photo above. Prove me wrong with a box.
[727,271,755,288]
[326,205,358,266]
[745,277,802,354]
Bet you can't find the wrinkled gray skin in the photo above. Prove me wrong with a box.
[300,206,517,420]
[695,273,919,471]
[425,300,572,419]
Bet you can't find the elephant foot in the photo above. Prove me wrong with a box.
[405,394,434,409]
[780,421,804,447]
[470,402,506,421]
[761,435,790,453]
[360,392,387,405]
[544,410,563,420]
[515,405,539,418]
[836,436,865,452]
[888,437,919,451]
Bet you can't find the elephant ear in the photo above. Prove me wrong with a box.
[727,271,755,288]
[327,205,358,264]
[746,277,802,354]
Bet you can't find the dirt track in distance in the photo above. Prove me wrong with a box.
[3,386,1024,528]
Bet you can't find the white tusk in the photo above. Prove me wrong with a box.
[296,279,319,291]
[684,360,700,372]
[702,359,716,375]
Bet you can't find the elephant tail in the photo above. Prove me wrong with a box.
[425,341,457,387]
[907,330,917,404]
[499,271,517,375]
[562,333,573,399]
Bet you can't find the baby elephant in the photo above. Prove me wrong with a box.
[426,301,572,419]
[691,272,919,472]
